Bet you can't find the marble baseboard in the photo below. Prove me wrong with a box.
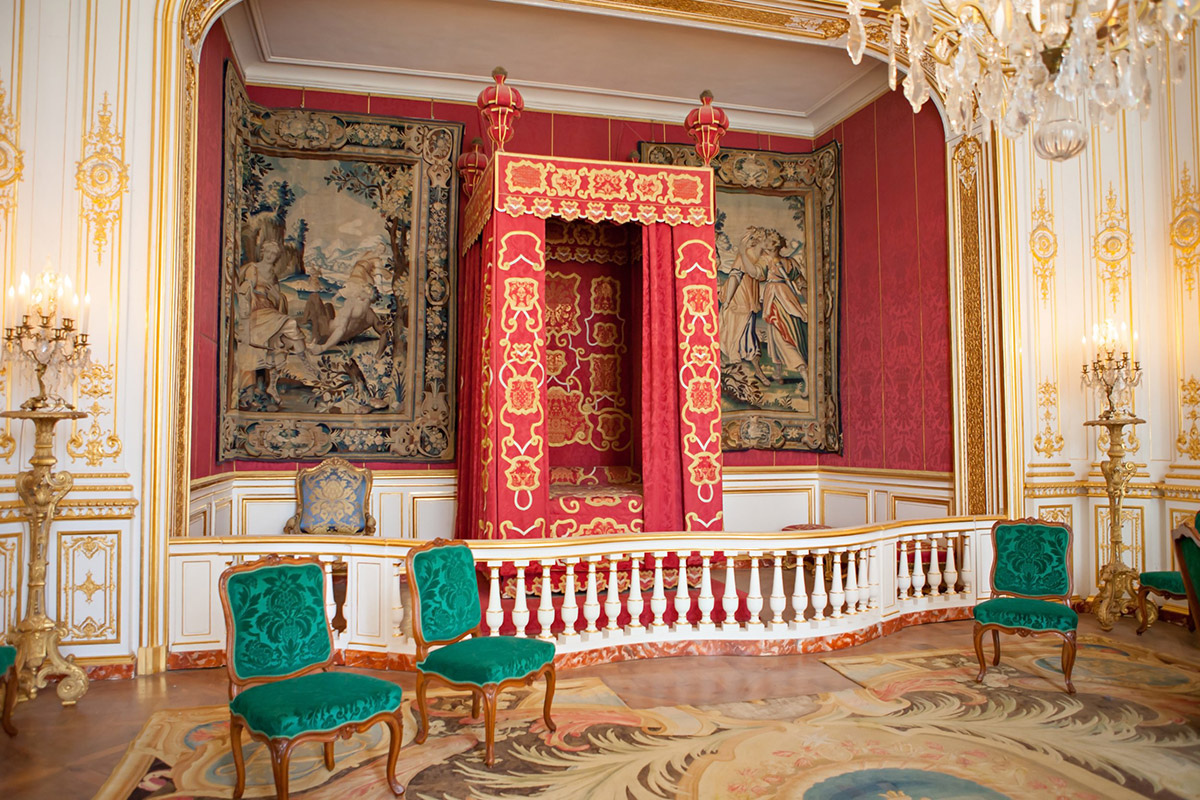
[167,649,225,670]
[82,661,136,681]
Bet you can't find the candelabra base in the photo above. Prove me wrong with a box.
[8,613,88,705]
[1091,559,1141,632]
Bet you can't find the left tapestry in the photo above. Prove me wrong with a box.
[219,68,461,461]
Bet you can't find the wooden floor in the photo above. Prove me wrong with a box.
[0,616,1195,799]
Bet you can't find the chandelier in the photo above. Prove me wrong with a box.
[846,0,1200,160]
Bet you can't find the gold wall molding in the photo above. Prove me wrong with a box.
[1177,376,1200,460]
[1095,505,1144,574]
[1172,165,1199,296]
[0,83,23,213]
[0,496,137,521]
[0,533,18,637]
[67,362,123,466]
[1030,183,1057,305]
[76,93,129,260]
[58,530,120,644]
[1092,182,1133,311]
[1033,380,1064,458]
[544,0,849,40]
[1036,504,1072,526]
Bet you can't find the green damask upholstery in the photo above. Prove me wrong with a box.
[226,562,331,680]
[231,671,404,739]
[973,597,1078,632]
[1139,571,1185,596]
[411,543,481,643]
[0,642,13,736]
[1182,532,1200,591]
[0,645,14,674]
[297,464,368,534]
[991,522,1071,597]
[419,635,555,686]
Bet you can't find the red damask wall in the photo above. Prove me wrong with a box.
[191,22,950,479]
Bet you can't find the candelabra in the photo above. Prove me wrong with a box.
[3,271,92,411]
[1081,319,1141,419]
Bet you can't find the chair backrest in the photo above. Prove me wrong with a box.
[285,457,375,535]
[989,518,1073,600]
[1172,521,1200,622]
[406,539,481,653]
[219,556,333,691]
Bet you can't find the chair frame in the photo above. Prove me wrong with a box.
[1135,528,1195,634]
[973,517,1078,694]
[1,654,16,736]
[405,538,556,767]
[1166,522,1200,643]
[283,457,377,536]
[219,554,403,800]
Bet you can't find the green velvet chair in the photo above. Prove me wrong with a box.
[1136,514,1199,636]
[973,518,1078,693]
[406,538,556,766]
[219,555,404,800]
[1167,520,1200,643]
[0,643,17,736]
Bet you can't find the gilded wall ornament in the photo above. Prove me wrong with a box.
[952,136,987,514]
[60,532,118,644]
[1171,165,1199,296]
[67,362,123,467]
[0,85,22,213]
[1092,183,1132,310]
[1030,184,1057,305]
[1038,505,1072,526]
[1177,376,1200,460]
[76,94,129,260]
[1033,380,1064,458]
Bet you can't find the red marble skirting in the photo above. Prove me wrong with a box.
[83,661,136,681]
[168,649,226,670]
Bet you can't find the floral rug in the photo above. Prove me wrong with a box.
[98,636,1200,799]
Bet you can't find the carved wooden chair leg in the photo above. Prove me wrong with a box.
[542,666,557,732]
[973,624,988,682]
[472,691,481,720]
[323,741,335,770]
[1135,586,1152,634]
[482,687,499,767]
[230,718,247,799]
[269,740,292,800]
[1061,631,1077,694]
[1,666,16,737]
[414,673,429,744]
[991,629,1001,665]
[382,712,405,796]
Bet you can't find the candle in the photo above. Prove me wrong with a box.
[82,292,91,331]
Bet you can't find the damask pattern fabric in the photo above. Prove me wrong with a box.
[297,466,368,534]
[0,645,13,673]
[413,545,481,642]
[417,635,554,687]
[230,671,402,739]
[1139,570,1185,596]
[225,563,332,679]
[991,523,1071,597]
[1181,532,1200,595]
[973,597,1078,632]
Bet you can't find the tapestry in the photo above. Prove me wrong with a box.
[218,68,461,461]
[99,636,1200,799]
[640,142,842,452]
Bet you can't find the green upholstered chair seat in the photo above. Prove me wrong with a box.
[0,645,14,673]
[230,671,403,739]
[974,597,1078,632]
[1139,570,1185,596]
[418,636,554,686]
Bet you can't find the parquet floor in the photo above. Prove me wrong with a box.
[0,616,1194,799]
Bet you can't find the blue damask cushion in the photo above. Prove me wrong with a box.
[992,523,1071,597]
[298,465,368,534]
[0,645,14,673]
[412,544,481,643]
[974,597,1078,632]
[231,671,403,739]
[1140,571,1185,596]
[418,636,555,687]
[225,563,331,680]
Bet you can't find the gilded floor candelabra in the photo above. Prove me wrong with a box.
[2,408,89,704]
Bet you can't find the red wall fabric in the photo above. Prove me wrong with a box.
[192,24,951,480]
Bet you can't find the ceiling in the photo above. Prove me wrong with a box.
[220,0,892,137]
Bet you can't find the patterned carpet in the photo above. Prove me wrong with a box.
[98,635,1200,799]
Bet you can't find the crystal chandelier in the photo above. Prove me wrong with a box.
[846,0,1200,160]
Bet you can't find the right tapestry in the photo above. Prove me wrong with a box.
[641,141,842,452]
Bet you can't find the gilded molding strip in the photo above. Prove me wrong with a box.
[58,530,120,644]
[952,137,987,515]
[548,0,848,40]
[1178,376,1200,460]
[1172,165,1199,297]
[1092,183,1133,312]
[0,80,22,462]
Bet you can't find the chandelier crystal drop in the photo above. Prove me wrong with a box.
[848,0,1200,160]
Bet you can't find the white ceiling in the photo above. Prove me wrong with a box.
[220,0,891,137]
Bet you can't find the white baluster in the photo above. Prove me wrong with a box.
[844,548,860,614]
[697,552,716,632]
[911,536,927,600]
[627,555,645,632]
[392,560,406,641]
[789,550,810,629]
[745,555,765,631]
[868,544,880,609]
[768,553,787,631]
[583,557,601,635]
[721,552,739,631]
[829,550,845,618]
[512,563,530,637]
[650,551,668,629]
[961,534,974,595]
[486,563,503,636]
[897,539,912,602]
[561,558,580,638]
[943,534,959,595]
[927,534,943,597]
[811,551,828,622]
[537,562,555,640]
[605,558,621,632]
[673,552,692,630]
